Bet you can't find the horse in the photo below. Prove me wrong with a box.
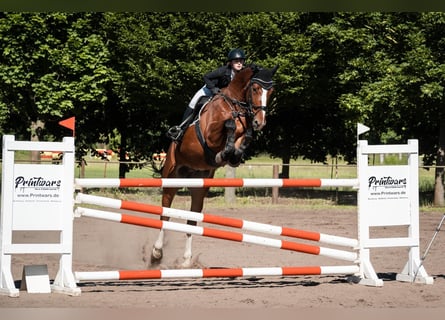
[151,64,278,268]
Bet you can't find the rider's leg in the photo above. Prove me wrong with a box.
[166,106,196,141]
[181,106,194,122]
[167,86,210,141]
[181,95,211,127]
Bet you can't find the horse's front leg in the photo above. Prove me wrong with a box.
[229,127,253,167]
[151,187,178,264]
[180,187,209,268]
[215,119,236,165]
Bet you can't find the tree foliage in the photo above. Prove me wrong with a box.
[1,12,445,188]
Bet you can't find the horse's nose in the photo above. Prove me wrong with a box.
[253,117,266,131]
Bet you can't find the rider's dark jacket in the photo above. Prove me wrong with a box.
[203,65,233,92]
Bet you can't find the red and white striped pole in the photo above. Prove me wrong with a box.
[75,177,358,189]
[76,207,357,262]
[76,193,358,248]
[75,265,359,281]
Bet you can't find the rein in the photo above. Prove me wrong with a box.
[220,94,249,117]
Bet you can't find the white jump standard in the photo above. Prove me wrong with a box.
[0,135,80,297]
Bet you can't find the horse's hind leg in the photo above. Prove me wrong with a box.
[180,187,209,268]
[151,187,179,264]
[151,215,170,263]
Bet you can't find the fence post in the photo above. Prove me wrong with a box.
[272,164,279,204]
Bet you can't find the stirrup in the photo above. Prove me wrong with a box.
[166,126,183,141]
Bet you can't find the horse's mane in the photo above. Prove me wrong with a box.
[226,66,254,92]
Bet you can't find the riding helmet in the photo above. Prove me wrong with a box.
[227,48,246,61]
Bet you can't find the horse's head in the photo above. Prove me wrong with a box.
[246,64,278,131]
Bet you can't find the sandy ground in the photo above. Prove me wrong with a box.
[0,195,444,317]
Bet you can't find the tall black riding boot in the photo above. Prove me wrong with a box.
[167,106,195,141]
[181,106,195,122]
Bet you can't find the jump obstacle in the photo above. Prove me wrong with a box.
[74,177,357,188]
[74,206,358,262]
[75,265,360,281]
[0,129,434,297]
[74,192,358,248]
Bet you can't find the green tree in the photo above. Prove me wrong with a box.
[332,13,445,204]
[256,13,355,177]
[99,13,237,177]
[3,11,445,200]
[0,12,113,158]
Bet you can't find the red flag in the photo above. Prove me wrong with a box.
[59,116,75,136]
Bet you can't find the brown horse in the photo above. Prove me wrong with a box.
[151,64,278,267]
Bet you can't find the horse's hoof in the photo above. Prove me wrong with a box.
[151,247,163,263]
[180,258,192,269]
[215,153,224,165]
[228,159,241,167]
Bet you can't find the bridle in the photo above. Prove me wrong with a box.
[220,77,273,120]
[247,77,273,116]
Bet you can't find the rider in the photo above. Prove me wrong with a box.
[167,48,247,141]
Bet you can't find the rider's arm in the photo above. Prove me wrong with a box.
[203,66,227,92]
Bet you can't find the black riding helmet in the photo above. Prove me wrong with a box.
[227,48,246,61]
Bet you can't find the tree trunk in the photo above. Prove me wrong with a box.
[119,131,128,178]
[280,153,291,178]
[30,120,44,162]
[434,118,445,206]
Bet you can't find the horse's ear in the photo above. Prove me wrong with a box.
[247,63,261,73]
[271,65,279,75]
